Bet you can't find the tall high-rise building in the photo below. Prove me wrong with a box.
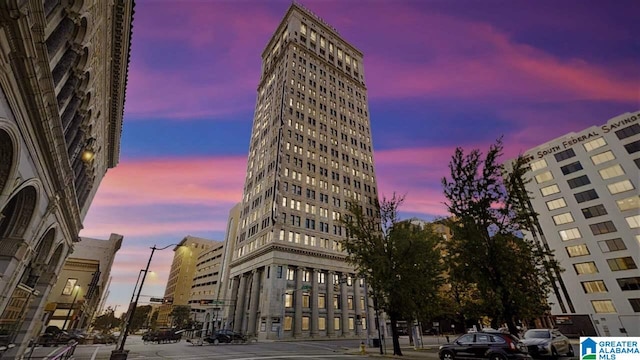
[515,110,640,337]
[224,3,379,340]
[157,236,217,327]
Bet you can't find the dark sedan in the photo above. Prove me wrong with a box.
[204,329,247,344]
[439,331,532,360]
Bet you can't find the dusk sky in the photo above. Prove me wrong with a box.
[78,0,639,316]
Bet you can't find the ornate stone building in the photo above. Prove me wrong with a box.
[0,0,133,357]
[225,3,380,340]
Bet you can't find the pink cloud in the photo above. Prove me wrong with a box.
[80,156,245,239]
[93,156,246,207]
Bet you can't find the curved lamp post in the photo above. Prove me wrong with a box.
[111,244,178,360]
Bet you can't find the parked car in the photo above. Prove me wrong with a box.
[521,329,574,358]
[439,331,532,360]
[92,332,116,344]
[38,326,69,347]
[204,329,247,344]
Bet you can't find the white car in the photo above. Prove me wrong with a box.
[521,329,574,358]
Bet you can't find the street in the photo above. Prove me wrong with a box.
[25,335,379,360]
[23,335,579,360]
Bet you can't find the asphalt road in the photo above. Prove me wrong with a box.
[23,335,579,360]
[24,335,373,360]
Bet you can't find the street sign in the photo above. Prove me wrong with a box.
[301,285,311,291]
[149,297,163,303]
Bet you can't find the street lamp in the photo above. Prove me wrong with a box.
[62,285,81,331]
[111,244,179,360]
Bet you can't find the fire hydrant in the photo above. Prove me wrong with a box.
[360,342,366,355]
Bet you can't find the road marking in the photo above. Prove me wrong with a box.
[90,345,100,360]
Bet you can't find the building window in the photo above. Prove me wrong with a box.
[334,317,341,330]
[318,316,326,330]
[629,299,640,312]
[574,262,598,275]
[567,175,591,189]
[302,316,310,330]
[617,277,640,291]
[566,244,590,257]
[318,272,326,284]
[598,238,627,253]
[540,184,560,196]
[559,227,582,241]
[607,257,637,271]
[360,296,366,310]
[285,293,293,307]
[574,189,599,203]
[581,204,608,219]
[607,179,635,195]
[530,159,547,171]
[583,137,607,152]
[287,268,295,280]
[617,196,640,211]
[302,293,310,308]
[635,158,640,169]
[590,150,615,165]
[62,278,78,295]
[347,295,354,310]
[554,148,576,162]
[591,300,616,313]
[318,293,326,309]
[560,161,583,175]
[277,266,283,278]
[581,280,607,293]
[284,316,293,330]
[599,164,625,180]
[303,270,310,282]
[624,140,640,154]
[615,123,640,140]
[535,171,554,184]
[349,317,355,330]
[626,215,640,228]
[333,295,340,309]
[589,221,617,235]
[552,212,574,225]
[546,198,567,211]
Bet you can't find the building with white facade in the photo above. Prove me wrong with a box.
[225,3,380,340]
[516,110,640,337]
[189,240,224,331]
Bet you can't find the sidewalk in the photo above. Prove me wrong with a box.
[345,336,442,359]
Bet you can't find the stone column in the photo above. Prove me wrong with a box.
[354,277,362,336]
[294,267,304,337]
[233,274,247,332]
[310,269,319,337]
[226,276,239,330]
[247,269,261,337]
[326,271,335,337]
[341,273,349,336]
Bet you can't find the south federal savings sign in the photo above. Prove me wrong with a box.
[580,337,640,360]
[523,112,639,163]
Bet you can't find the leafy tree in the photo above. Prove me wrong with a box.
[341,194,444,356]
[169,305,191,329]
[441,138,558,335]
[129,305,152,333]
[91,307,120,332]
